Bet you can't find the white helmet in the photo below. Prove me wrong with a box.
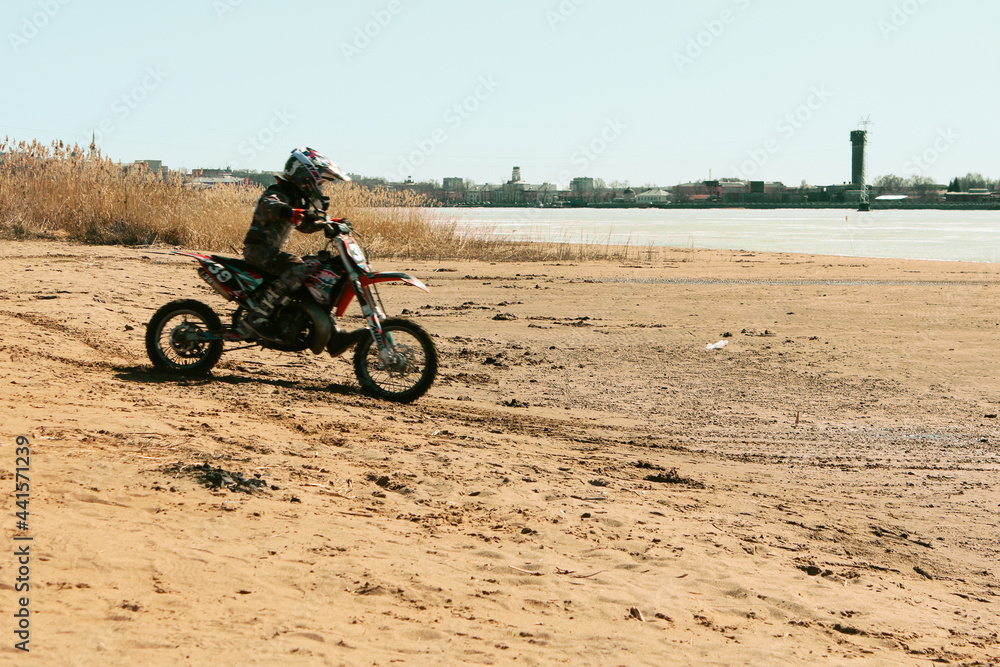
[282,147,350,210]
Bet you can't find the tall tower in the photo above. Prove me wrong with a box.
[852,118,872,211]
[850,130,866,187]
[511,166,522,183]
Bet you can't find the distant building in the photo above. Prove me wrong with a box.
[562,177,598,204]
[521,183,559,205]
[673,180,722,201]
[134,159,166,177]
[674,180,789,203]
[466,183,497,204]
[392,180,443,201]
[442,177,466,203]
[719,181,749,202]
[479,167,558,205]
[192,168,231,178]
[189,169,250,189]
[191,175,248,189]
[636,188,671,204]
[944,188,994,203]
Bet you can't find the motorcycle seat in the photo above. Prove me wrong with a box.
[210,255,275,279]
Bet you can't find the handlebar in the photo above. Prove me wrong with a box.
[323,219,353,238]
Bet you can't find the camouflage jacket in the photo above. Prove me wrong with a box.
[243,178,325,250]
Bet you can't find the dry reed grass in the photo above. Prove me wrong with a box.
[0,139,672,263]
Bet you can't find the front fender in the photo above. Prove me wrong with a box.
[360,271,430,292]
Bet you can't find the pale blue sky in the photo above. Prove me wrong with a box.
[2,0,996,188]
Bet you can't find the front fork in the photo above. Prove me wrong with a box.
[354,281,395,364]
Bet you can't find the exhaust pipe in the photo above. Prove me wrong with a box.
[296,301,333,355]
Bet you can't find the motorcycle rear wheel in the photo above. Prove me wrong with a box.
[353,319,437,403]
[146,299,224,374]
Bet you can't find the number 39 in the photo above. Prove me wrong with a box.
[208,264,232,283]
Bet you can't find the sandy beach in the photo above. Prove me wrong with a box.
[1,239,999,666]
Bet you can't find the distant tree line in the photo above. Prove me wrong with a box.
[945,173,996,192]
[873,172,997,196]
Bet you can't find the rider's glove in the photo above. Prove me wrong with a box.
[291,209,325,226]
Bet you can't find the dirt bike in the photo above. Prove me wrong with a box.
[145,219,437,403]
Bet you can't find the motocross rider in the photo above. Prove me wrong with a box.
[240,147,350,341]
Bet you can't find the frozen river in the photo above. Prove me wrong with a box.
[438,207,1000,263]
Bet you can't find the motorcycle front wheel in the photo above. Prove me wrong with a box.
[145,299,224,374]
[353,319,437,403]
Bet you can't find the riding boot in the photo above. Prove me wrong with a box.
[326,320,351,356]
[326,320,370,358]
[239,281,290,341]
